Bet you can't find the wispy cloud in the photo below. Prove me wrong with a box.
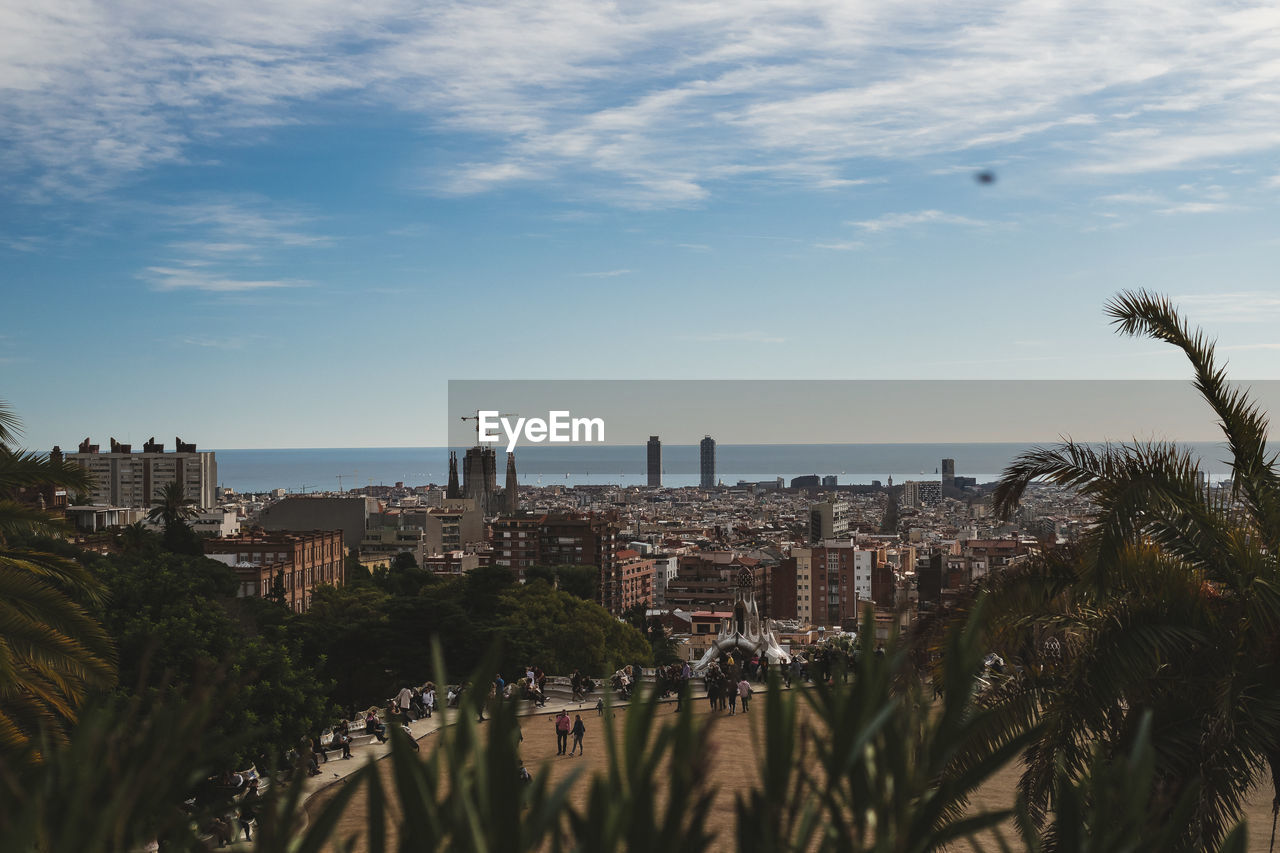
[849,210,990,233]
[1155,201,1232,215]
[1174,291,1280,323]
[576,269,632,278]
[677,243,711,251]
[137,197,330,295]
[813,240,865,251]
[8,2,1280,207]
[143,267,306,292]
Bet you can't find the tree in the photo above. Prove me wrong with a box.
[89,550,332,768]
[0,399,115,761]
[985,290,1280,849]
[146,480,200,554]
[392,551,418,570]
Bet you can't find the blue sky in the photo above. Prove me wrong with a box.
[3,0,1280,449]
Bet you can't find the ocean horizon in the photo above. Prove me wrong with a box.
[211,442,1237,494]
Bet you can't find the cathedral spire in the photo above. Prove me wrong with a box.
[447,451,460,499]
[505,452,518,514]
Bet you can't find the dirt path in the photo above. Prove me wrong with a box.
[307,698,1280,851]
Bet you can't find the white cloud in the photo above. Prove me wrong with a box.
[1155,201,1232,214]
[5,1,1280,206]
[143,266,305,292]
[848,210,990,232]
[1174,291,1280,323]
[575,269,632,277]
[813,240,865,251]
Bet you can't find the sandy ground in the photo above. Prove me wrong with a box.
[307,696,1280,851]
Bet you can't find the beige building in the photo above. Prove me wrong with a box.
[60,436,217,509]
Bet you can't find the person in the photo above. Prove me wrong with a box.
[301,736,321,777]
[311,734,327,764]
[554,709,571,755]
[423,682,436,718]
[571,668,584,701]
[569,714,586,756]
[759,657,769,684]
[738,677,753,712]
[727,680,738,715]
[335,720,353,759]
[210,814,233,848]
[595,697,604,716]
[395,684,415,720]
[495,672,505,704]
[366,710,387,743]
[238,779,260,842]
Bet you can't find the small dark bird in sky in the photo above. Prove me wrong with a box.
[975,169,996,185]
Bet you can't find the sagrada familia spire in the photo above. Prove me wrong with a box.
[505,452,519,514]
[446,451,460,499]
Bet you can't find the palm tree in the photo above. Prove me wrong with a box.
[146,480,198,553]
[0,399,115,760]
[985,290,1280,849]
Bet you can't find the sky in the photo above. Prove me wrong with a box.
[3,0,1280,449]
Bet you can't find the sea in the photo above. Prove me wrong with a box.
[211,442,1238,494]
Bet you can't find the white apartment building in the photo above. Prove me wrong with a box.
[60,437,218,509]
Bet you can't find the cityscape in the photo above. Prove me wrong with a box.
[5,0,1280,849]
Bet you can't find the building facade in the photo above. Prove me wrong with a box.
[647,436,662,488]
[61,436,217,509]
[699,435,716,488]
[204,530,345,613]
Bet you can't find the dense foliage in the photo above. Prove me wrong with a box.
[0,400,115,761]
[293,564,650,710]
[975,289,1280,849]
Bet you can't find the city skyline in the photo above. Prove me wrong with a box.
[5,2,1280,451]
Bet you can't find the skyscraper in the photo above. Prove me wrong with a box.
[700,435,716,488]
[941,458,956,492]
[646,435,662,487]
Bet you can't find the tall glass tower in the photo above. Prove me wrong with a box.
[700,435,716,488]
[647,436,662,487]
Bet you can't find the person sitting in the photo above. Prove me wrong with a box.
[335,720,353,759]
[366,710,387,743]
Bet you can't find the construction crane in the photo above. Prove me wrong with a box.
[458,411,517,445]
[336,473,356,492]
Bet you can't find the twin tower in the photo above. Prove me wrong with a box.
[646,435,717,489]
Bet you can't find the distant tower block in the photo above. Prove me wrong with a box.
[941,458,956,492]
[700,435,716,489]
[647,436,662,487]
[505,452,519,514]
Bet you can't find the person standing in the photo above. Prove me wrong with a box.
[423,683,436,718]
[738,677,752,712]
[396,684,415,720]
[554,710,571,755]
[238,779,260,842]
[727,680,738,715]
[569,714,586,756]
